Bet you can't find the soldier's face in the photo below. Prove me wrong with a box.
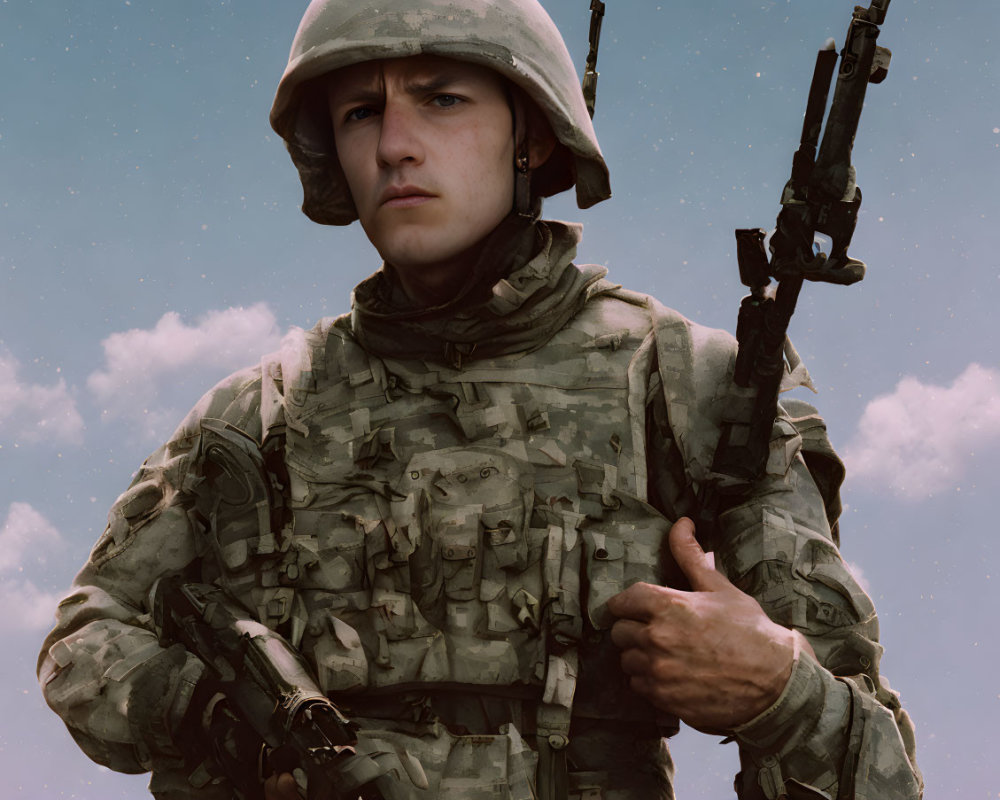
[328,56,515,302]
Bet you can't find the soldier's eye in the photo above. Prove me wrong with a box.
[345,105,378,123]
[433,94,462,108]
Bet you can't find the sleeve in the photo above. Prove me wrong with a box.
[36,367,263,795]
[715,455,923,800]
[647,397,922,799]
[644,303,922,800]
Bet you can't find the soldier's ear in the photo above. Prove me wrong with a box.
[521,92,556,169]
[509,84,556,170]
[528,117,557,169]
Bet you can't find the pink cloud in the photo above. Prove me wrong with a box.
[0,350,84,445]
[86,304,284,440]
[843,363,1000,499]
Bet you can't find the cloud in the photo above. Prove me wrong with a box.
[87,303,284,440]
[0,502,65,631]
[0,578,63,632]
[0,502,63,572]
[0,349,84,445]
[842,363,1000,499]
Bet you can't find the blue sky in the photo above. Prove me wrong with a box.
[2,1,997,796]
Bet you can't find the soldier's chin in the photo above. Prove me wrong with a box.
[373,227,480,272]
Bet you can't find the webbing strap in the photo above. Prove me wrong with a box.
[536,651,578,800]
[536,513,581,800]
[835,677,866,800]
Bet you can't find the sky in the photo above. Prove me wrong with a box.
[1,0,998,797]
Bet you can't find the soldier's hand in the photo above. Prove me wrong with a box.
[264,772,302,800]
[607,517,815,732]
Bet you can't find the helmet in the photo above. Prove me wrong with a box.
[270,0,611,225]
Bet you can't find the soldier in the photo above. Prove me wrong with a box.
[39,1,923,799]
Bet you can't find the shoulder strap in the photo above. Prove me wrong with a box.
[645,299,845,539]
[260,317,342,441]
[777,396,846,542]
[646,297,751,491]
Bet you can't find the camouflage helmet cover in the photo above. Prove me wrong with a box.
[270,0,612,225]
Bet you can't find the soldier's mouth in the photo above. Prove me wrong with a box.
[380,185,435,208]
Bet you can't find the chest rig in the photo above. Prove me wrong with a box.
[308,295,669,673]
[195,290,697,798]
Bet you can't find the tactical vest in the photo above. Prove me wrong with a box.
[193,287,831,800]
[195,288,686,798]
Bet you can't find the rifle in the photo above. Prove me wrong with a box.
[151,576,396,800]
[707,1,893,504]
[582,1,606,119]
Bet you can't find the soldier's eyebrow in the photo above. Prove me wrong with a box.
[331,71,469,111]
[329,67,386,110]
[333,87,384,107]
[401,73,468,96]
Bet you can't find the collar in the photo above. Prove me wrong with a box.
[351,218,607,368]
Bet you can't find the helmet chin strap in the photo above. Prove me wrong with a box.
[511,91,540,219]
[515,147,533,218]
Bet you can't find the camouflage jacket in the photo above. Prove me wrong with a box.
[39,221,922,799]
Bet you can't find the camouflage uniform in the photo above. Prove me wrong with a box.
[39,1,922,799]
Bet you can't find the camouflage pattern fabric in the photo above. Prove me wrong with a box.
[39,221,921,798]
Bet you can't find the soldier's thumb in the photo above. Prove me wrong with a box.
[669,517,724,592]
